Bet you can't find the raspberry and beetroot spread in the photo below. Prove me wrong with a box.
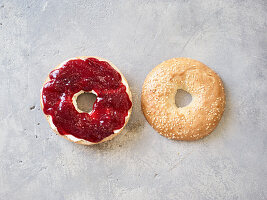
[42,58,132,143]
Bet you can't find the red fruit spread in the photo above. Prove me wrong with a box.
[42,57,132,143]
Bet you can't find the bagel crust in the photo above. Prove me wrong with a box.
[141,58,225,141]
[41,56,132,145]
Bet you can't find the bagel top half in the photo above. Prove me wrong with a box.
[142,57,225,141]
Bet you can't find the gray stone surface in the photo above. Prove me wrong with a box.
[0,0,266,199]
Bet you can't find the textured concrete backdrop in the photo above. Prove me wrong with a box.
[0,0,266,199]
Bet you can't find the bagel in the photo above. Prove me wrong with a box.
[141,58,225,141]
[41,56,132,145]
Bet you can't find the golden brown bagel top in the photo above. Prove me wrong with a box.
[141,58,225,141]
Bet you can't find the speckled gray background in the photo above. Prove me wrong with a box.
[0,0,266,199]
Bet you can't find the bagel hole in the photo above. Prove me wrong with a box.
[175,89,192,108]
[76,92,97,113]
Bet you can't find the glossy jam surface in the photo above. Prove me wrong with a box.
[42,58,132,143]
